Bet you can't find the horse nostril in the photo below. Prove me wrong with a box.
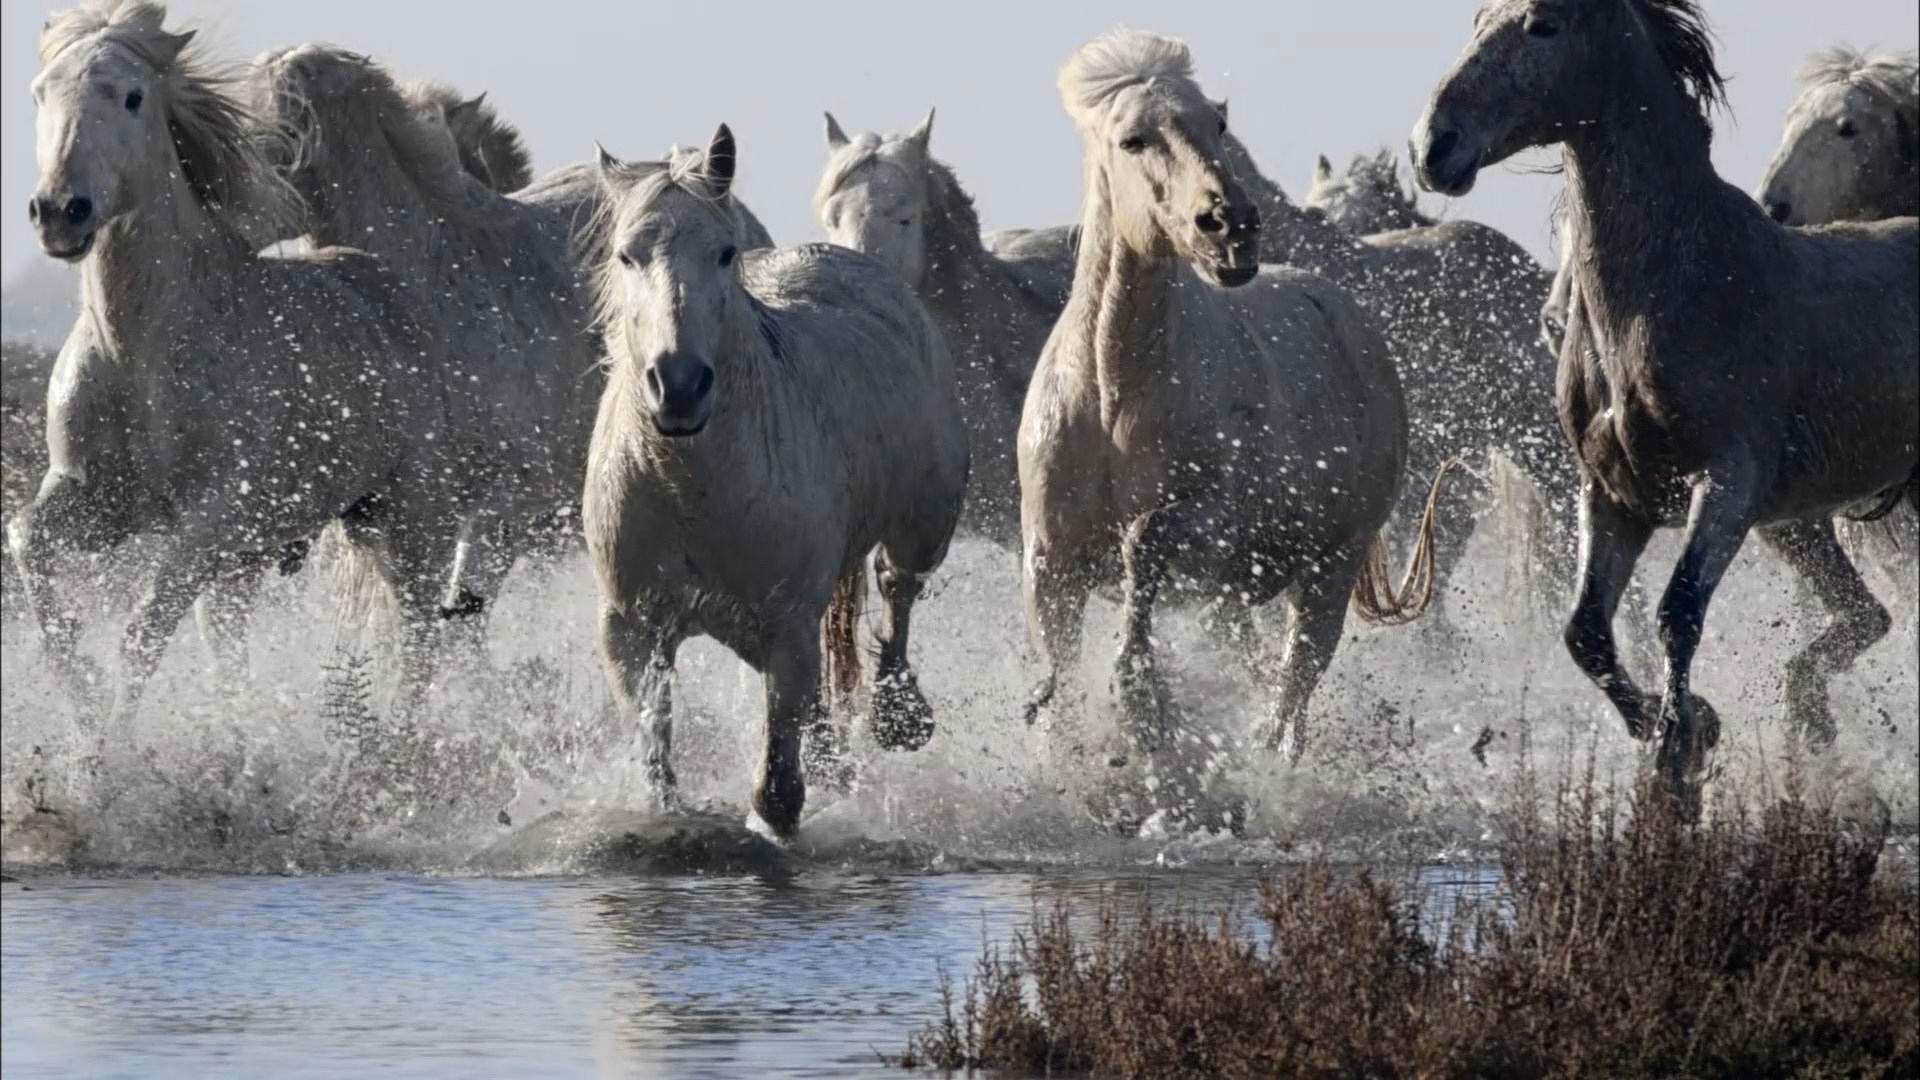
[643,366,664,402]
[1195,210,1226,235]
[1425,129,1460,171]
[64,197,92,226]
[695,366,714,398]
[27,198,41,224]
[1767,201,1792,224]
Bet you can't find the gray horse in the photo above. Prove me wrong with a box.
[251,45,613,669]
[1022,29,1444,764]
[815,110,1074,552]
[586,127,968,839]
[1759,47,1918,227]
[14,1,461,730]
[1413,0,1919,797]
[1210,135,1567,638]
[1304,149,1437,233]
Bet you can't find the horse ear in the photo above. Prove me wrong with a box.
[906,108,936,152]
[594,142,624,182]
[1314,154,1333,180]
[1375,146,1396,168]
[151,28,196,67]
[825,111,850,150]
[449,92,487,122]
[1212,98,1230,124]
[704,123,737,198]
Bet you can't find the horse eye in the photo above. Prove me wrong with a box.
[1118,136,1147,154]
[897,217,913,228]
[1525,18,1558,38]
[616,251,634,269]
[1837,119,1857,139]
[717,245,737,269]
[124,89,144,113]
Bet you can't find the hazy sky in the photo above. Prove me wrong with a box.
[3,0,1914,281]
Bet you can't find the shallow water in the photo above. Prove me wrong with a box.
[0,865,1495,1078]
[2,530,1913,1075]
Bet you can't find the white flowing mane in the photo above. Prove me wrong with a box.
[1057,28,1195,130]
[42,0,296,229]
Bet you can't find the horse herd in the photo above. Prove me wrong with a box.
[4,0,1915,837]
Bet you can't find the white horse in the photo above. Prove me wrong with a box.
[13,1,462,734]
[1021,29,1444,765]
[586,127,968,839]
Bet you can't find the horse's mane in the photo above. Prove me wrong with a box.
[814,130,985,255]
[406,81,534,193]
[255,44,505,229]
[1796,46,1920,148]
[1058,28,1195,130]
[41,0,295,228]
[1629,0,1729,127]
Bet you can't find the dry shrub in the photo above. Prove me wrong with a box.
[901,765,1920,1078]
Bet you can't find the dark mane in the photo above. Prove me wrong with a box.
[1632,0,1729,127]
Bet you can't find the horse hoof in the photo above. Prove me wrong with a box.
[1623,693,1662,742]
[1691,693,1722,751]
[871,671,935,752]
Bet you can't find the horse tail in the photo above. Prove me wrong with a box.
[1488,449,1561,626]
[1351,458,1464,625]
[821,556,867,711]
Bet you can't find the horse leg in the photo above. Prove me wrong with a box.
[1254,557,1358,763]
[119,538,224,723]
[755,621,823,841]
[1116,502,1229,752]
[438,513,518,669]
[1651,472,1756,798]
[1562,479,1658,739]
[6,474,116,720]
[1756,519,1889,749]
[380,522,459,721]
[598,601,683,813]
[1201,597,1264,683]
[194,551,271,689]
[870,554,936,752]
[1022,540,1089,727]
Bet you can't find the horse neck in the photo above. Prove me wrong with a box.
[81,170,233,363]
[1223,135,1365,275]
[1561,41,1739,331]
[917,179,994,313]
[319,151,454,252]
[1063,164,1179,429]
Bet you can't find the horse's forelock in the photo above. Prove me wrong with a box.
[811,134,883,216]
[1058,28,1195,130]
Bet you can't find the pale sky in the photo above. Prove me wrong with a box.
[3,0,1915,282]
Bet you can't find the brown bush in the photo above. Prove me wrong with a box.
[900,766,1920,1079]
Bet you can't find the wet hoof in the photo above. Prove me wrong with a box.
[1622,692,1662,742]
[1655,693,1717,796]
[276,538,311,577]
[1114,654,1173,752]
[751,767,805,843]
[1022,674,1056,727]
[438,587,487,622]
[870,670,936,752]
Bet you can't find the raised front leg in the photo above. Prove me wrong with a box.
[755,623,823,841]
[1563,478,1660,735]
[599,601,683,812]
[1021,540,1090,727]
[1756,518,1890,748]
[8,473,120,721]
[1652,469,1757,795]
[194,551,271,689]
[870,557,936,752]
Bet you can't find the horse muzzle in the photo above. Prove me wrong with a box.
[1410,120,1483,197]
[642,352,716,439]
[28,192,97,262]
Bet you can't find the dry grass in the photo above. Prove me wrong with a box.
[900,764,1919,1078]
